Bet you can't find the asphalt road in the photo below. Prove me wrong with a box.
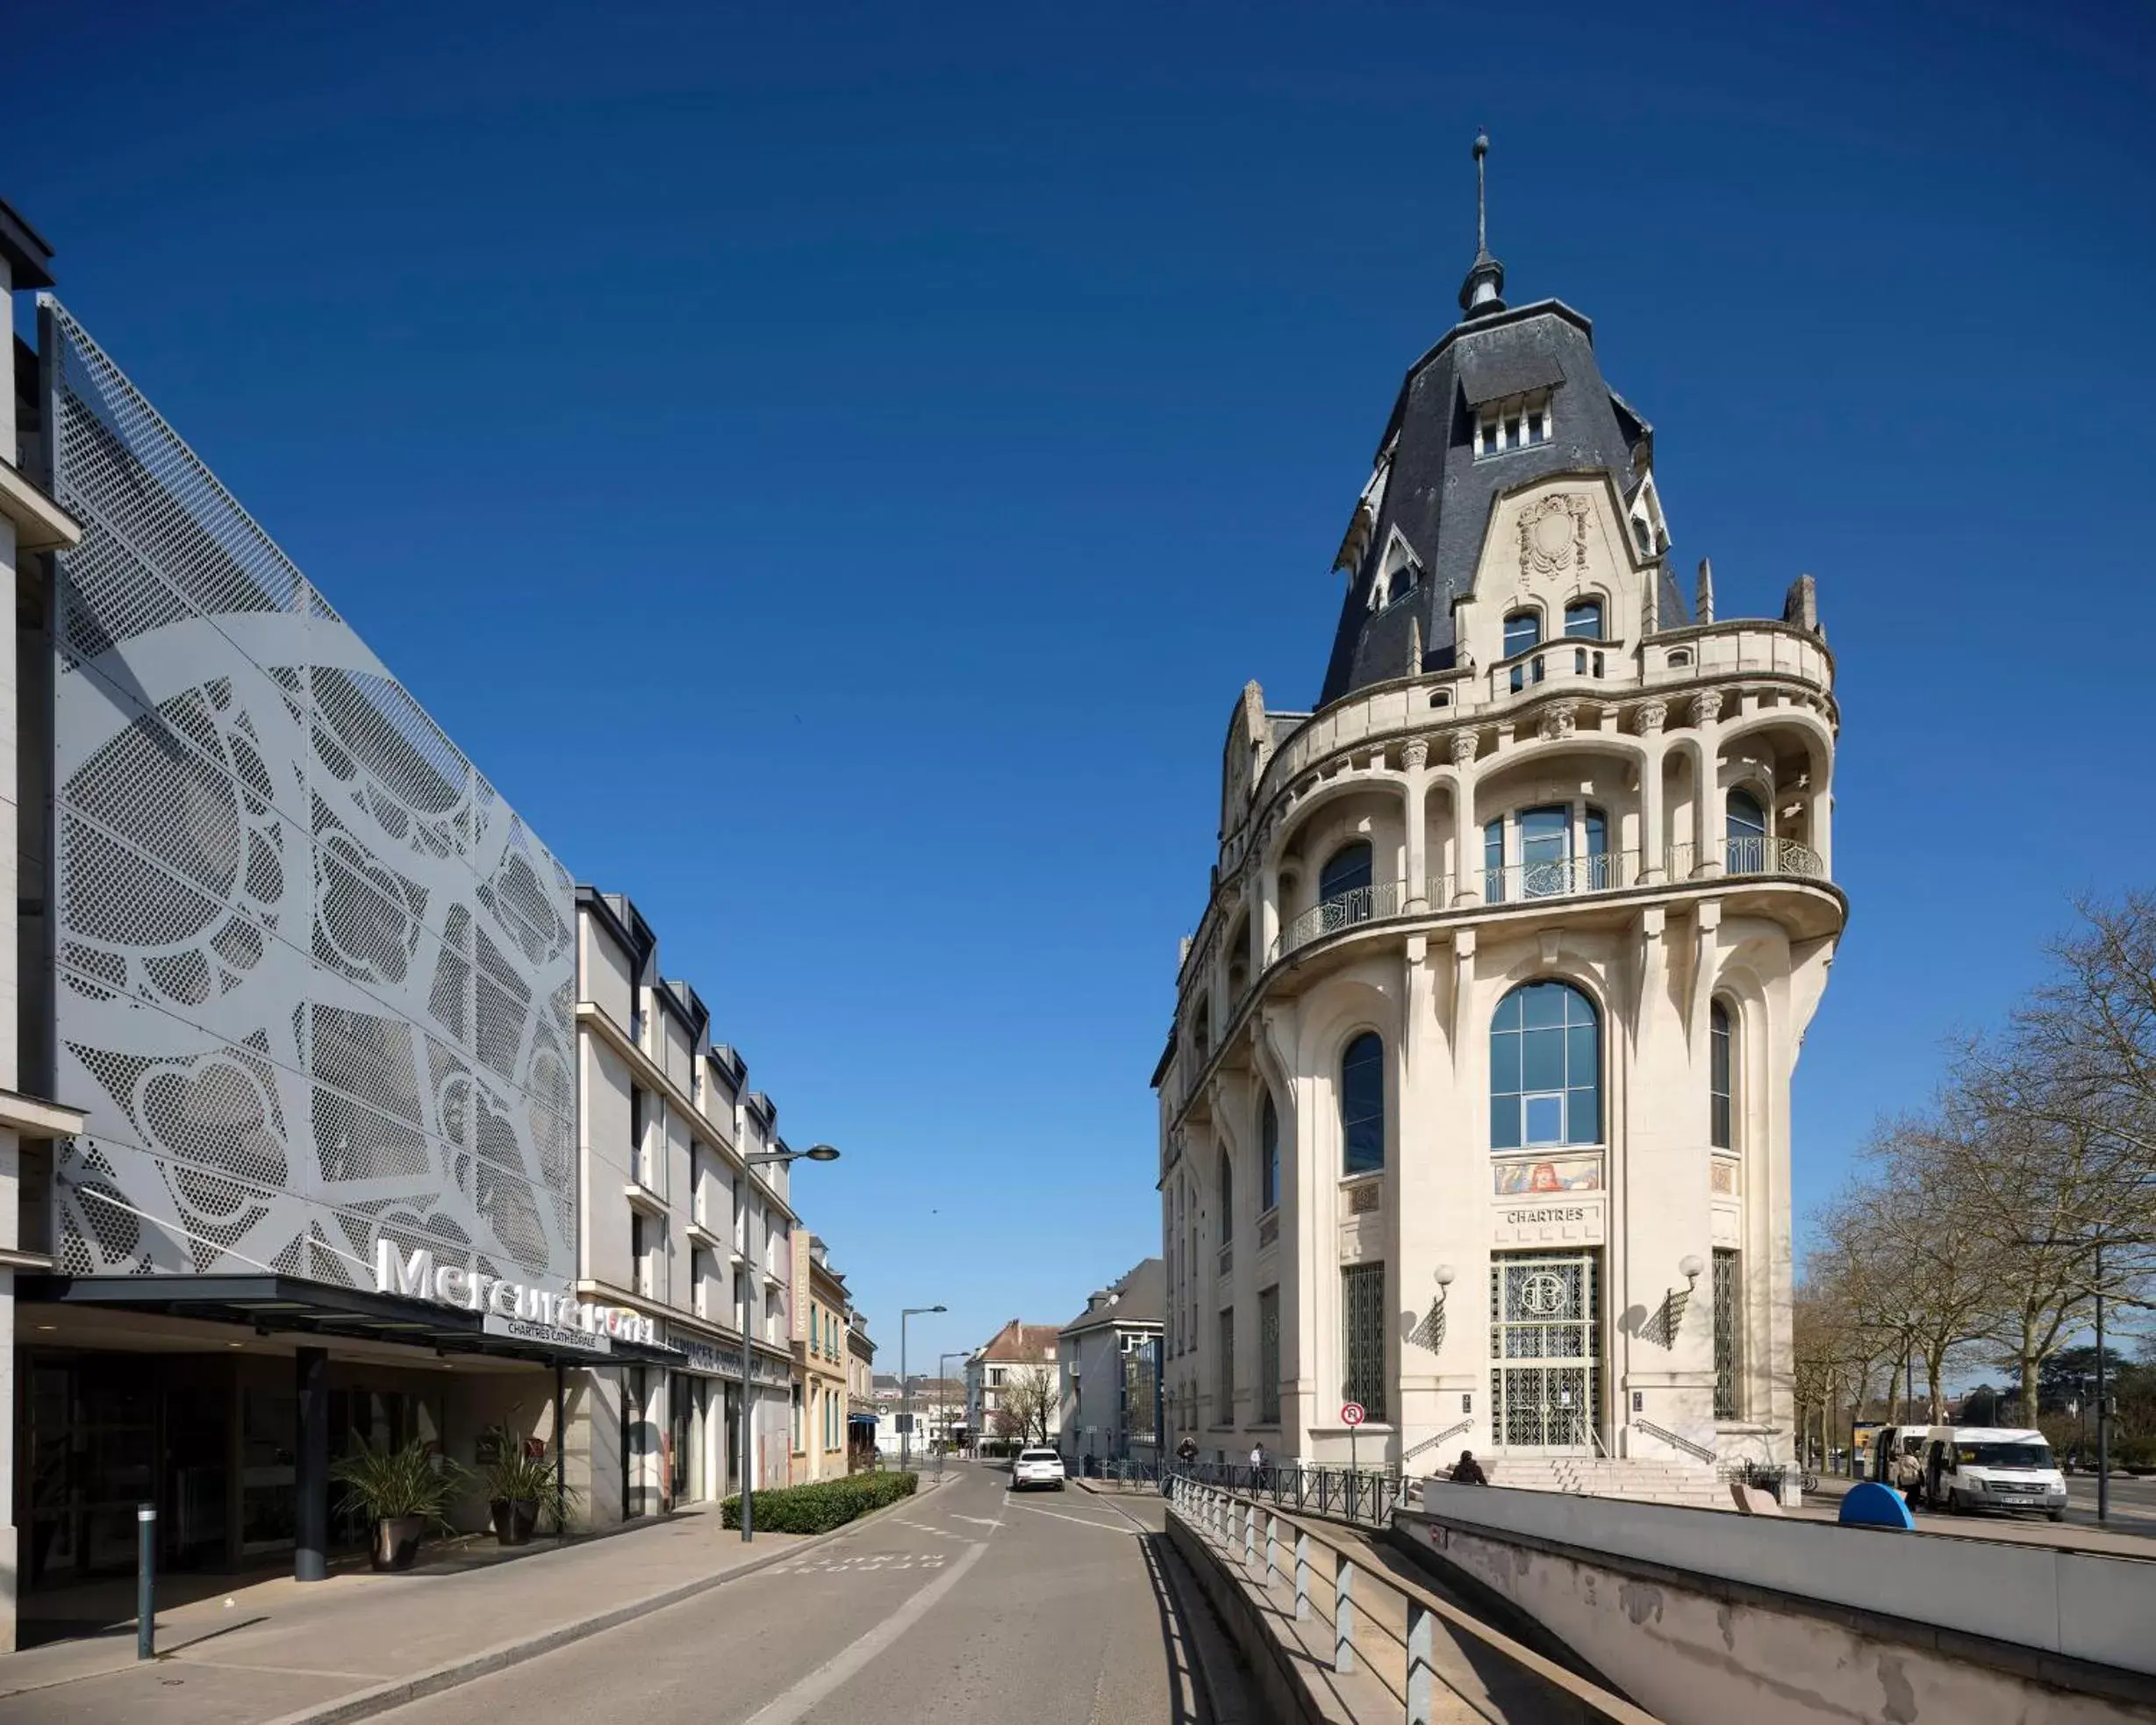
[377,1461,1222,1725]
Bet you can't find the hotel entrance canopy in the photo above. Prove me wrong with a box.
[19,1273,687,1370]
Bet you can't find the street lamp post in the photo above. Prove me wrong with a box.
[937,1349,966,1474]
[899,1305,946,1473]
[736,1143,841,1542]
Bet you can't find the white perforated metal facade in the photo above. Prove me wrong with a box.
[41,299,578,1289]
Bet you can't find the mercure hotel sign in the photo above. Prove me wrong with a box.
[374,1241,657,1350]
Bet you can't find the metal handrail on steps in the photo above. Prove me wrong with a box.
[1169,1475,1663,1725]
[1632,1420,1717,1464]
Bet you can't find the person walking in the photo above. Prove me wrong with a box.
[1249,1441,1268,1491]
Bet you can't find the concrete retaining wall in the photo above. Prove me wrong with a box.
[1400,1484,2156,1724]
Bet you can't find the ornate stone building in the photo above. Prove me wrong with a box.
[1155,144,1842,1485]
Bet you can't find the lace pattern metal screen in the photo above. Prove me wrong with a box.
[1341,1261,1386,1421]
[42,299,577,1290]
[1489,1253,1600,1448]
[1713,1248,1742,1420]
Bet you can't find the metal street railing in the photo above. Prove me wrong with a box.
[1169,1459,1406,1530]
[1167,1475,1663,1724]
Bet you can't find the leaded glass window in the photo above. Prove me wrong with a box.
[1490,981,1601,1149]
[1257,1287,1281,1424]
[1341,1033,1385,1176]
[1710,1000,1733,1150]
[1342,1262,1386,1421]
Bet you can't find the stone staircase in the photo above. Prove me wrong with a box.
[1486,1454,1731,1510]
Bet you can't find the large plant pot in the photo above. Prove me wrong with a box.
[373,1514,426,1571]
[490,1499,539,1546]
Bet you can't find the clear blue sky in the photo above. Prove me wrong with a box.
[11,1,2153,1364]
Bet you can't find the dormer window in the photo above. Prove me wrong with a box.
[1371,532,1423,612]
[1476,390,1552,459]
[1386,563,1420,606]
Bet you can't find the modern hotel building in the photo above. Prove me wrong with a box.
[1155,159,1844,1490]
[0,197,838,1644]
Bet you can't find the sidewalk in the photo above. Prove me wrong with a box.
[0,1473,945,1725]
[1789,1474,2156,1559]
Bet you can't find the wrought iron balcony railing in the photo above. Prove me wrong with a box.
[1481,850,1631,905]
[1277,878,1407,958]
[1668,835,1825,882]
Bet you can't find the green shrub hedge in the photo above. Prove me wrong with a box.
[720,1468,918,1534]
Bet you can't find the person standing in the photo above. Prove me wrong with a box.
[1249,1441,1268,1491]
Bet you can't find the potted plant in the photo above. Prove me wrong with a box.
[477,1442,579,1546]
[331,1439,462,1571]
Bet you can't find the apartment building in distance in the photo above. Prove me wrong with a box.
[1155,143,1841,1488]
[791,1233,850,1481]
[966,1321,1059,1454]
[1057,1258,1163,1471]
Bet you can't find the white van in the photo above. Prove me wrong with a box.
[1915,1427,2066,1521]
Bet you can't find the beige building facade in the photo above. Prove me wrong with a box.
[1156,201,1842,1485]
[791,1234,850,1482]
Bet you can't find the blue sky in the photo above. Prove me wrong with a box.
[11,0,2153,1364]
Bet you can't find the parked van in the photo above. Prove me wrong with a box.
[1914,1427,2066,1521]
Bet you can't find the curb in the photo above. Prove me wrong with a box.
[261,1474,947,1725]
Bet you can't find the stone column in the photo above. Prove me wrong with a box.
[1257,856,1280,969]
[1400,741,1430,910]
[1637,699,1668,884]
[1446,732,1480,906]
[296,1347,330,1581]
[1690,692,1725,879]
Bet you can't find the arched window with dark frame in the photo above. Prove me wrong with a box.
[1340,1033,1385,1177]
[1319,841,1372,903]
[1710,999,1734,1149]
[1260,1092,1280,1213]
[1504,610,1544,692]
[1726,788,1768,874]
[1563,598,1603,640]
[1218,1149,1234,1244]
[1490,980,1601,1149]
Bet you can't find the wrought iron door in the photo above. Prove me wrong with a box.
[1489,1254,1601,1449]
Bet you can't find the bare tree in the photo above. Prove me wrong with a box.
[999,1364,1056,1448]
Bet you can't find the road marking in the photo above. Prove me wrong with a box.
[768,1551,948,1574]
[951,1513,1003,1528]
[739,1541,988,1725]
[1006,1500,1142,1535]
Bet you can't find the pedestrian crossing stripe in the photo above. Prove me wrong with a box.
[770,1552,948,1574]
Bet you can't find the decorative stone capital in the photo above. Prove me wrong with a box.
[1450,730,1479,769]
[1401,738,1429,771]
[1536,704,1577,742]
[1637,698,1668,735]
[1690,691,1723,728]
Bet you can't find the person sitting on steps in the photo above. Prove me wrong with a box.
[1449,1449,1489,1486]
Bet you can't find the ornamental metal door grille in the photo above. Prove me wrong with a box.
[1342,1261,1386,1421]
[1257,1287,1281,1424]
[1488,1253,1600,1449]
[1712,1249,1742,1419]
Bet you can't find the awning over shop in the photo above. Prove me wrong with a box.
[18,1272,686,1370]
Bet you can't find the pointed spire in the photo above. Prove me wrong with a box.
[1458,130,1507,319]
[1696,557,1715,625]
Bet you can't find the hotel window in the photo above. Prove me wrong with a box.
[1257,1287,1281,1424]
[1218,1150,1234,1244]
[1485,804,1611,902]
[1503,609,1544,692]
[1563,598,1603,640]
[1713,1249,1743,1419]
[1476,390,1552,458]
[1318,840,1373,907]
[1259,1092,1279,1213]
[791,1384,803,1451]
[1342,1263,1386,1421]
[1710,1000,1734,1150]
[1727,789,1769,874]
[630,1212,649,1297]
[1490,980,1601,1149]
[1340,1032,1385,1177]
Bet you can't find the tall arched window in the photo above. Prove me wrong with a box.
[1504,610,1544,692]
[1563,598,1603,639]
[1340,1033,1385,1177]
[1490,981,1601,1149]
[1218,1149,1234,1244]
[1319,841,1372,904]
[1710,999,1734,1149]
[1260,1092,1280,1213]
[1727,788,1768,874]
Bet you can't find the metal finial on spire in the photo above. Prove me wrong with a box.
[1473,129,1490,260]
[1458,130,1507,319]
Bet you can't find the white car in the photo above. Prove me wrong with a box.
[1011,1447,1066,1491]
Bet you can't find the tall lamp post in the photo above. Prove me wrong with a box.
[899,1306,947,1472]
[737,1142,841,1542]
[937,1349,966,1471]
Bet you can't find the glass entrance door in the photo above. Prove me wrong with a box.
[1489,1253,1601,1450]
